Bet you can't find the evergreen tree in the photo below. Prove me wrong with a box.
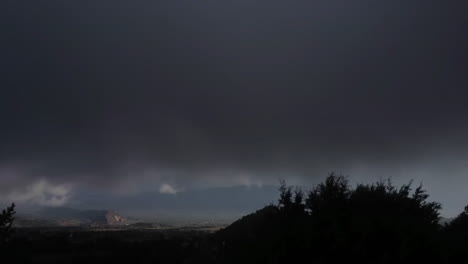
[278,179,293,210]
[0,203,16,244]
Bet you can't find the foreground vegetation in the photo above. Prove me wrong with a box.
[1,174,468,263]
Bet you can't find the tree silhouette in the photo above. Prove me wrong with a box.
[346,181,441,263]
[306,173,350,217]
[0,203,16,244]
[218,174,444,263]
[293,187,304,205]
[278,179,293,210]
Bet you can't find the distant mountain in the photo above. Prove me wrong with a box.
[68,185,279,222]
[16,207,128,227]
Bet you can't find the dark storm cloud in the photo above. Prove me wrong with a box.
[1,1,468,213]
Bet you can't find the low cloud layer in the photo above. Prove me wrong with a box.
[5,180,71,207]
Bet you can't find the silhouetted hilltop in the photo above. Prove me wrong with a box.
[217,205,279,240]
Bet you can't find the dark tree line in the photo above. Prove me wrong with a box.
[217,174,468,264]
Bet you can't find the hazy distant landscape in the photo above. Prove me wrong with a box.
[10,185,278,226]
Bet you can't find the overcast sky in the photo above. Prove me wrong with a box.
[1,0,468,216]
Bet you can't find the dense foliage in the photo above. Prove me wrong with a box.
[217,174,465,264]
